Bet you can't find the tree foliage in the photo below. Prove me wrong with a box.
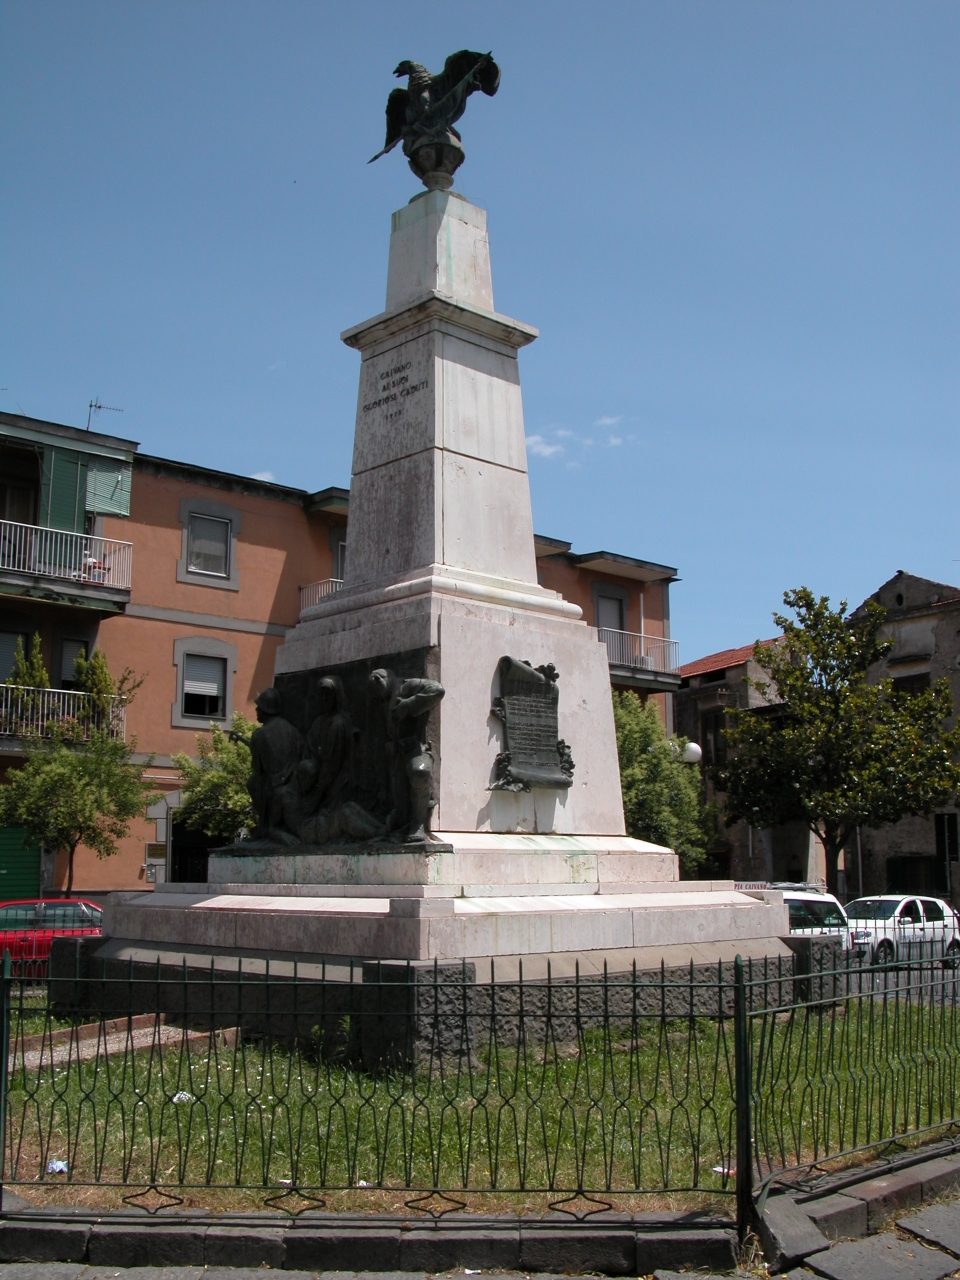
[7,634,49,688]
[172,712,256,841]
[715,587,960,893]
[613,692,710,878]
[0,729,159,895]
[73,647,145,716]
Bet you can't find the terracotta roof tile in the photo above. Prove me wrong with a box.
[679,637,778,679]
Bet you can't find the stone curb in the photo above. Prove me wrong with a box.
[758,1143,960,1271]
[0,1209,737,1274]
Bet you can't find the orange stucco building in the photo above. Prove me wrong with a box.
[1,410,679,897]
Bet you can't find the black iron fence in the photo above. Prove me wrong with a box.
[1,944,959,1233]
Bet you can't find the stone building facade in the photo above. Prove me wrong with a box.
[675,640,825,884]
[677,571,960,900]
[850,571,960,903]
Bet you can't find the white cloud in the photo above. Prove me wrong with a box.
[608,436,623,447]
[555,428,574,438]
[267,359,286,372]
[526,434,564,458]
[595,415,622,427]
[251,470,275,481]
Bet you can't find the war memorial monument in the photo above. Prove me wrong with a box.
[104,52,789,977]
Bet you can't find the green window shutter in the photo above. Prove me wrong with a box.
[39,448,87,532]
[0,827,41,899]
[85,458,131,517]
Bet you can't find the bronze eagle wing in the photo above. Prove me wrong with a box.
[368,87,410,164]
[428,50,500,131]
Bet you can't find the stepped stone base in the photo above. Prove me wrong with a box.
[104,834,790,970]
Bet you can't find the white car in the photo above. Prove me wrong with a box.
[775,885,851,949]
[845,895,960,966]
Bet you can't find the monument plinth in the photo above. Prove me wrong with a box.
[103,62,789,972]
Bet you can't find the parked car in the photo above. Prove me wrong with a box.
[773,884,852,948]
[0,899,103,976]
[845,895,960,965]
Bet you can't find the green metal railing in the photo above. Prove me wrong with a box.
[0,946,958,1233]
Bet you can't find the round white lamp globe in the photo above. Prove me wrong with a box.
[681,742,703,765]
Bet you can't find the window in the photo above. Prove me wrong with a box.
[597,595,624,632]
[0,631,28,682]
[847,899,899,920]
[0,905,39,929]
[187,515,230,577]
[41,902,94,929]
[176,498,242,592]
[701,709,727,767]
[898,899,922,924]
[171,636,236,729]
[182,653,226,718]
[892,672,931,696]
[922,899,945,923]
[936,813,959,864]
[60,639,87,688]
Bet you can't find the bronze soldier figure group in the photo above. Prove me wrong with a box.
[235,669,444,848]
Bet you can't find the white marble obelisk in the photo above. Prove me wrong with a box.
[104,188,790,973]
[277,189,628,840]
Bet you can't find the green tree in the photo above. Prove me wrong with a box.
[172,712,256,841]
[613,692,710,878]
[0,729,159,895]
[715,587,960,895]
[7,634,49,688]
[73,647,145,723]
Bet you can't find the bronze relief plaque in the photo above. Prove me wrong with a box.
[491,656,575,791]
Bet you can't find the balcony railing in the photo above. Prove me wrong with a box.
[0,520,132,592]
[0,685,126,742]
[598,628,680,675]
[299,578,343,612]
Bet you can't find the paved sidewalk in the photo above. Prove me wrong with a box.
[777,1195,960,1280]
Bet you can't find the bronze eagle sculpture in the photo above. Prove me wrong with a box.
[369,50,500,190]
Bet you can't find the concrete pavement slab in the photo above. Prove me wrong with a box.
[637,1228,739,1274]
[918,1158,960,1202]
[87,1225,207,1268]
[283,1229,401,1272]
[844,1170,925,1231]
[203,1224,285,1268]
[759,1195,830,1269]
[81,1270,204,1280]
[900,1203,960,1257]
[204,1271,318,1280]
[803,1191,869,1241]
[806,1232,957,1280]
[0,1267,84,1280]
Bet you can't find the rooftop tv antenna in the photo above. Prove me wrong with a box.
[87,397,123,431]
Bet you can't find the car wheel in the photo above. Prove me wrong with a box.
[943,941,960,969]
[873,940,895,967]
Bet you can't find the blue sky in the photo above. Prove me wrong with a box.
[3,2,957,663]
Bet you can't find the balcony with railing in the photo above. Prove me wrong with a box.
[0,685,126,744]
[598,628,680,682]
[0,519,133,601]
[299,578,343,612]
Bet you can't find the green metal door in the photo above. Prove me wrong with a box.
[0,827,41,900]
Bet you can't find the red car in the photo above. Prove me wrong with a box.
[0,899,103,976]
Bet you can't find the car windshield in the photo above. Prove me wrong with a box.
[788,900,847,929]
[847,899,900,920]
